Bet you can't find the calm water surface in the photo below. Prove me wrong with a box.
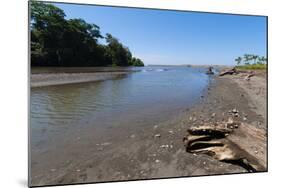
[30,66,210,151]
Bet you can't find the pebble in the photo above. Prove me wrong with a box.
[154,134,161,138]
[168,130,174,134]
[160,145,170,148]
[130,134,136,138]
[153,125,158,129]
[100,142,111,146]
[211,113,216,118]
[155,159,160,163]
[243,117,247,121]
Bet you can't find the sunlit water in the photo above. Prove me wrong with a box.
[30,66,211,151]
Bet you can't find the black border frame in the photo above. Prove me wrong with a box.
[28,1,268,187]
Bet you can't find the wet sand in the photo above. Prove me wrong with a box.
[30,69,267,186]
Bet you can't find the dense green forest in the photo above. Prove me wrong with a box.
[30,1,144,67]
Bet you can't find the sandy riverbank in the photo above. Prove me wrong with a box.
[30,69,267,186]
[30,72,131,87]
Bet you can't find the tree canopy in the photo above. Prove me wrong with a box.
[30,1,144,67]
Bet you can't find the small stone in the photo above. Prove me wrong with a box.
[255,150,258,154]
[100,142,111,146]
[168,130,174,134]
[76,169,81,172]
[203,161,206,165]
[50,169,56,172]
[154,134,161,138]
[160,145,169,148]
[232,108,238,113]
[189,117,193,121]
[153,125,158,129]
[130,134,135,138]
[155,159,160,163]
[211,113,216,118]
[243,117,247,121]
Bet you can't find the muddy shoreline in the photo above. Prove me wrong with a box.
[30,72,131,87]
[30,70,267,186]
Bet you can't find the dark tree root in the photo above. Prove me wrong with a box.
[183,122,266,172]
[222,159,257,172]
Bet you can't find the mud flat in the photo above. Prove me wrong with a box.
[30,72,130,87]
[30,69,267,187]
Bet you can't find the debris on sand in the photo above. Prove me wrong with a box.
[183,121,266,172]
[228,108,239,117]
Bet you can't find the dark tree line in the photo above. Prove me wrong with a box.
[30,1,144,67]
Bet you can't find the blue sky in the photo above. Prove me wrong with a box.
[54,3,267,65]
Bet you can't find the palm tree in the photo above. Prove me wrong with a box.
[235,56,242,65]
[252,55,259,64]
[244,54,251,65]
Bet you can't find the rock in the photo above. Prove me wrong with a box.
[130,134,136,139]
[160,145,169,148]
[232,108,238,113]
[211,113,216,118]
[243,117,247,121]
[168,130,174,134]
[100,142,111,146]
[155,159,160,163]
[153,125,158,129]
[189,116,193,121]
[154,134,161,138]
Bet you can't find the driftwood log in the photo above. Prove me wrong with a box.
[219,68,238,76]
[183,120,266,172]
[245,72,255,80]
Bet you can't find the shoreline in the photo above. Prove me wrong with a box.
[30,72,131,87]
[30,69,267,186]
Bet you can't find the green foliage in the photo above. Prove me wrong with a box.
[130,57,144,66]
[236,64,267,70]
[30,1,144,67]
[234,54,267,70]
